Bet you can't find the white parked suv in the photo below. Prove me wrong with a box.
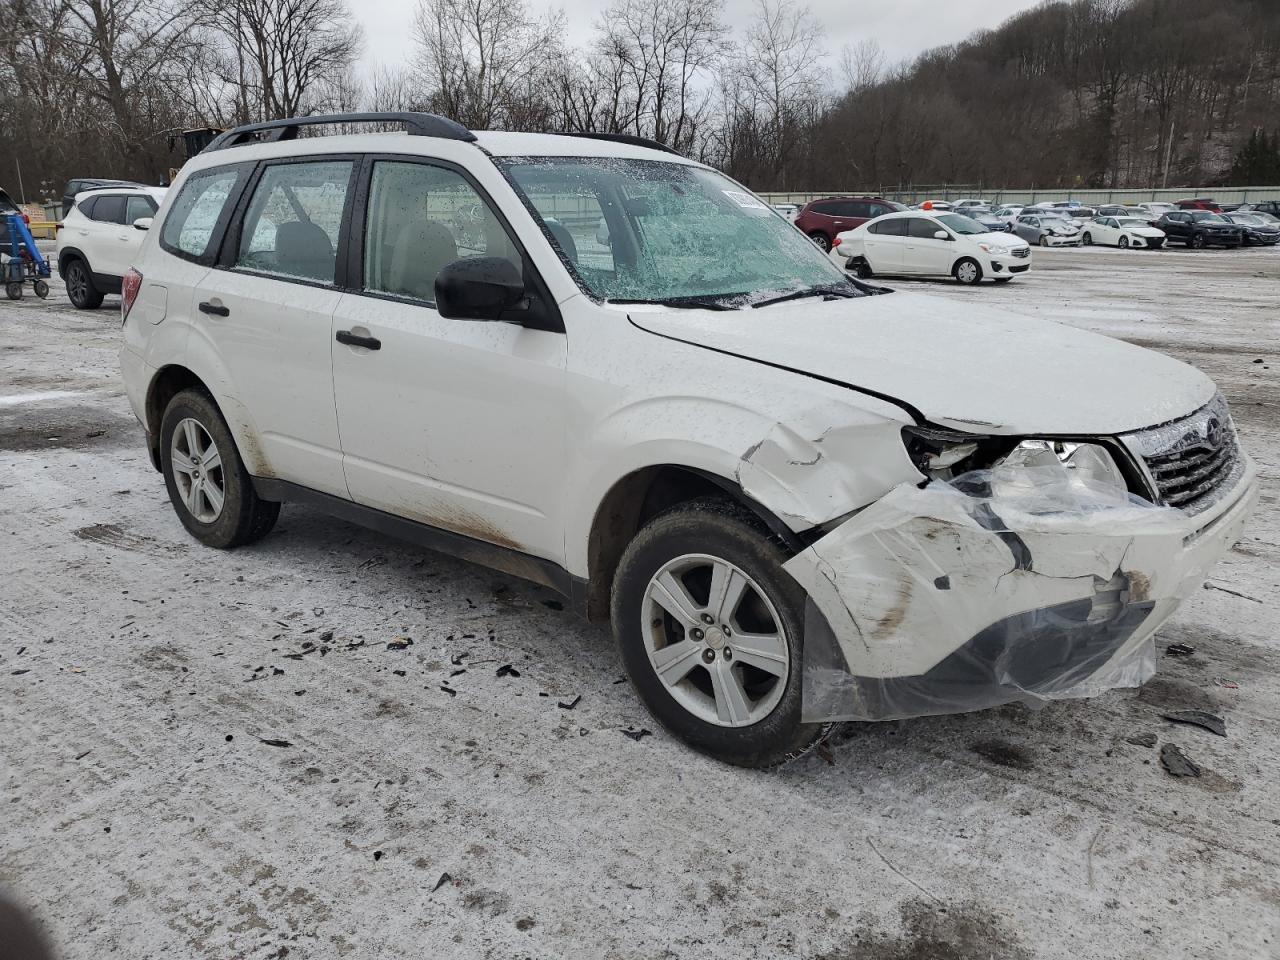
[119,113,1258,767]
[833,210,1033,284]
[57,185,167,308]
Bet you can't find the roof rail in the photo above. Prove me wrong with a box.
[203,113,477,152]
[558,132,681,156]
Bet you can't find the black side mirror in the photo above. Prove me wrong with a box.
[435,256,526,321]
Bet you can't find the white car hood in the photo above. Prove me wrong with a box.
[630,291,1215,435]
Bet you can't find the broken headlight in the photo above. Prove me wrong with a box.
[990,440,1130,502]
[902,428,1131,499]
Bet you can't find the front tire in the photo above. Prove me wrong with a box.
[1191,233,1206,249]
[160,389,280,549]
[63,258,104,309]
[1119,236,1130,249]
[953,257,983,285]
[808,231,831,253]
[611,498,827,768]
[1082,232,1093,245]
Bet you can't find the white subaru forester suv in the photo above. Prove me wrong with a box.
[120,113,1258,767]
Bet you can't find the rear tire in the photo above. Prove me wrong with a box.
[4,282,21,301]
[160,389,280,549]
[850,258,873,279]
[808,231,831,253]
[611,497,828,768]
[63,258,104,309]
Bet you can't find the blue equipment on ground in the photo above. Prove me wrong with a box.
[3,213,52,300]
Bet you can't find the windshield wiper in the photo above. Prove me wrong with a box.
[751,284,861,309]
[606,295,744,311]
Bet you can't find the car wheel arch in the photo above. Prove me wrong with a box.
[57,247,89,274]
[583,464,803,622]
[145,364,267,480]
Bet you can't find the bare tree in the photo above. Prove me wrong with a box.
[413,0,563,130]
[595,0,728,151]
[213,0,362,121]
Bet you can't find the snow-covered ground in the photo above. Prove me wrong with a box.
[2,245,1278,959]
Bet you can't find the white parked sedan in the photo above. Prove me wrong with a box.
[1082,216,1167,249]
[832,210,1032,284]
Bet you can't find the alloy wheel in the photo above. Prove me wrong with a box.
[170,417,225,523]
[66,263,88,305]
[641,554,789,727]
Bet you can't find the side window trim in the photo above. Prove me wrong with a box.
[160,163,253,266]
[347,152,563,333]
[214,153,361,291]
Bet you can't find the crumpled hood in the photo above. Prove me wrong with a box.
[630,291,1216,435]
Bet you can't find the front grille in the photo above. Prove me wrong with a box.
[1120,392,1243,515]
[1012,247,1030,259]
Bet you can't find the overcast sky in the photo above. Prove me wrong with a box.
[355,0,1047,76]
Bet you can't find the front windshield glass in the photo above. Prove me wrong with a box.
[1229,214,1262,225]
[1191,212,1227,222]
[498,157,856,306]
[935,213,988,235]
[1116,218,1149,227]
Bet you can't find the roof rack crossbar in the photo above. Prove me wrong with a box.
[557,132,681,156]
[203,113,476,152]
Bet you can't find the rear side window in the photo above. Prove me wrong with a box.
[162,168,241,261]
[89,195,125,223]
[868,218,908,236]
[811,201,840,216]
[235,161,353,285]
[363,160,522,303]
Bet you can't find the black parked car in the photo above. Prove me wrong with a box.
[60,178,139,217]
[959,209,1012,232]
[1223,213,1280,246]
[1156,211,1245,249]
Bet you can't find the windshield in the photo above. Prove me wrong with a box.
[1191,212,1227,222]
[497,157,856,306]
[1116,218,1149,227]
[935,213,988,235]
[1228,214,1263,225]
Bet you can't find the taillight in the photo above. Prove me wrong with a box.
[22,212,29,224]
[121,268,143,322]
[833,236,842,247]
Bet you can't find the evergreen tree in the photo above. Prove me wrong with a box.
[1230,130,1280,185]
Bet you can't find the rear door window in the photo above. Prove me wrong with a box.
[869,218,908,236]
[234,160,354,285]
[161,167,243,261]
[89,195,125,224]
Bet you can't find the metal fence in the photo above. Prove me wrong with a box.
[758,185,1280,206]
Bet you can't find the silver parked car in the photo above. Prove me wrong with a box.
[1013,214,1082,247]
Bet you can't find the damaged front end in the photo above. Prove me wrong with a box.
[782,414,1259,722]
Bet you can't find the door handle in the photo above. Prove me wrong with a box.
[198,301,229,317]
[336,330,381,350]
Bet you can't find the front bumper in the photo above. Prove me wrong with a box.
[1127,235,1165,249]
[784,457,1259,721]
[1041,234,1081,247]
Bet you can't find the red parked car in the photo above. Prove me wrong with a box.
[1176,198,1222,212]
[794,196,905,251]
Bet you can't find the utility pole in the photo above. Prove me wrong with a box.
[14,157,26,205]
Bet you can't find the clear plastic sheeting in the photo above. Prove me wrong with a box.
[784,461,1223,722]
